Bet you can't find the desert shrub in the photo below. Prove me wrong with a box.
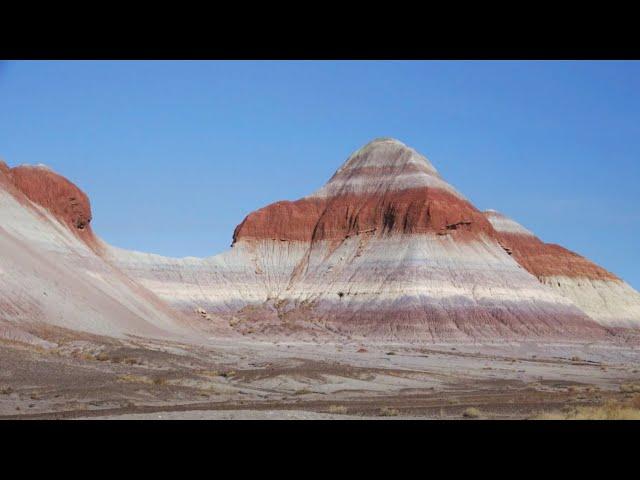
[117,374,152,384]
[462,407,481,419]
[379,407,399,417]
[535,401,640,420]
[328,405,348,414]
[629,395,640,409]
[620,384,640,393]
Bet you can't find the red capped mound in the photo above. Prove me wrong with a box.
[233,188,496,244]
[233,198,326,243]
[233,139,496,245]
[8,165,99,250]
[497,233,617,281]
[484,210,617,281]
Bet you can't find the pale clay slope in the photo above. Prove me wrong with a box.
[541,276,640,328]
[108,234,580,310]
[484,209,535,236]
[0,187,195,341]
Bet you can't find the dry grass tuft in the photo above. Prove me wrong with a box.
[379,406,399,417]
[462,407,481,419]
[535,400,640,420]
[620,384,640,393]
[95,352,110,361]
[328,405,348,414]
[117,374,153,384]
[294,388,313,396]
[628,395,640,409]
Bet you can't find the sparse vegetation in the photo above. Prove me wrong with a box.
[379,406,399,417]
[117,374,153,384]
[294,388,313,396]
[0,386,13,395]
[620,383,640,393]
[535,398,640,420]
[328,405,348,414]
[95,352,110,361]
[462,407,481,419]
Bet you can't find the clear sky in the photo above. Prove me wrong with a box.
[1,60,638,288]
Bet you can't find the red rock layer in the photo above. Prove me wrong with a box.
[5,165,99,251]
[495,231,618,281]
[233,187,497,244]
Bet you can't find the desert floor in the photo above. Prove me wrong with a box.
[1,328,640,420]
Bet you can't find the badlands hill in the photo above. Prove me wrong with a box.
[1,139,639,345]
[0,160,197,344]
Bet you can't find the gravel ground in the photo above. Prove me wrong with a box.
[2,329,639,420]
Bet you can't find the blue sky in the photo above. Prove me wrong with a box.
[1,60,638,288]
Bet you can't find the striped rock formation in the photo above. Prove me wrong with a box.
[485,210,640,328]
[108,139,612,341]
[3,138,639,344]
[0,161,197,343]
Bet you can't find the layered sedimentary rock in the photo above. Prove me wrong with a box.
[0,161,195,341]
[108,139,610,341]
[3,138,639,343]
[485,210,640,328]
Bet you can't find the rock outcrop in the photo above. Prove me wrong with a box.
[2,139,639,344]
[108,139,617,341]
[0,162,198,342]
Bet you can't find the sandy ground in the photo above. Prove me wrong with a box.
[79,410,371,420]
[1,327,640,420]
